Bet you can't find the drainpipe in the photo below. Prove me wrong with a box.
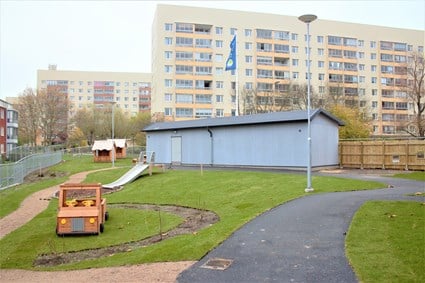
[207,128,213,166]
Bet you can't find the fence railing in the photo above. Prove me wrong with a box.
[0,151,63,190]
[339,139,425,171]
[67,146,146,158]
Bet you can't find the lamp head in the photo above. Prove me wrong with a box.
[298,14,317,23]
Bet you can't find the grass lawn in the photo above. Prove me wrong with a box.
[346,201,425,283]
[0,159,386,271]
[392,171,425,182]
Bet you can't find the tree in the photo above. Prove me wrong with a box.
[67,127,87,147]
[329,105,371,139]
[72,107,96,145]
[129,112,151,146]
[405,51,425,137]
[15,88,40,146]
[38,87,69,145]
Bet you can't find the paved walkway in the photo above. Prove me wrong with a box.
[177,173,424,283]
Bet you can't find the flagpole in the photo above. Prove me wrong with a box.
[235,32,239,116]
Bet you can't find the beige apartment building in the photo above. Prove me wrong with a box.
[151,4,424,136]
[37,65,152,117]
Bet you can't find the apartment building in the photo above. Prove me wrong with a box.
[151,4,424,136]
[37,65,152,117]
[0,99,19,159]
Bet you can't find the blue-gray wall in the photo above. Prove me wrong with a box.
[146,114,339,168]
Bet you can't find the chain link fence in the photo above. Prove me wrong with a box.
[0,151,63,190]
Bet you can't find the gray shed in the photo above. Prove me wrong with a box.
[144,109,344,169]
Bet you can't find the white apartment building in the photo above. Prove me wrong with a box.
[37,65,152,117]
[151,4,424,136]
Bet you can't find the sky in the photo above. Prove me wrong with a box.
[1,0,424,100]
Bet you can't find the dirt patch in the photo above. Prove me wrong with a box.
[34,204,219,267]
[24,168,68,183]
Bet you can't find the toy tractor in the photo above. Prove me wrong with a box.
[56,183,108,236]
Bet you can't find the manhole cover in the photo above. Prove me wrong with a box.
[200,258,233,270]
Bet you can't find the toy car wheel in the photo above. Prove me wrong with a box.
[100,223,104,233]
[105,212,109,221]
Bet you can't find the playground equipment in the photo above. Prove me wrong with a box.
[102,151,156,189]
[56,183,108,236]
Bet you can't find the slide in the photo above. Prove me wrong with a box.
[102,163,150,189]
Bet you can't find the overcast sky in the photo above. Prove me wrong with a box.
[1,0,424,100]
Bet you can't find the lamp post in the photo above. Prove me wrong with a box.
[111,101,116,168]
[298,14,317,193]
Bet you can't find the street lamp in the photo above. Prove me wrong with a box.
[298,14,317,193]
[110,101,116,168]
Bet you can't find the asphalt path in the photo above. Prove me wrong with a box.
[177,173,424,283]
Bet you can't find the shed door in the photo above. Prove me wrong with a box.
[171,136,182,164]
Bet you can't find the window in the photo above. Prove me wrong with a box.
[176,94,193,103]
[176,108,193,118]
[196,38,212,48]
[370,41,376,48]
[317,35,324,43]
[329,61,343,71]
[165,23,173,31]
[274,44,289,53]
[372,101,378,108]
[215,67,223,75]
[176,51,192,61]
[257,69,273,78]
[245,29,252,37]
[176,80,193,89]
[359,76,365,83]
[216,109,224,117]
[274,30,290,40]
[176,23,192,33]
[328,49,342,57]
[328,36,342,45]
[216,81,224,88]
[371,53,376,60]
[195,52,212,62]
[371,77,377,84]
[216,95,224,102]
[318,61,324,68]
[343,37,357,46]
[195,66,212,75]
[245,69,253,76]
[358,52,364,59]
[318,73,325,80]
[255,29,272,39]
[245,82,253,89]
[292,72,299,79]
[176,65,193,74]
[380,54,393,62]
[245,42,253,50]
[176,37,193,47]
[165,51,172,59]
[164,37,173,45]
[371,65,377,72]
[257,56,272,65]
[164,79,172,87]
[292,46,298,53]
[215,27,223,34]
[372,89,378,96]
[164,93,173,102]
[245,55,253,63]
[257,42,272,52]
[292,59,299,66]
[358,40,364,47]
[318,48,324,56]
[164,65,173,73]
[195,94,212,104]
[230,28,237,35]
[291,33,298,40]
[216,40,223,48]
[359,64,365,71]
[215,54,223,62]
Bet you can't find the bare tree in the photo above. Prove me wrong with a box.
[405,51,425,137]
[38,87,69,145]
[15,88,40,146]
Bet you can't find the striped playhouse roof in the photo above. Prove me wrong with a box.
[144,109,344,132]
[92,140,115,151]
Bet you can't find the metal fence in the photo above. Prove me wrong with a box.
[0,151,63,190]
[67,146,146,158]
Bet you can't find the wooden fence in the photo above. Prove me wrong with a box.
[339,139,425,171]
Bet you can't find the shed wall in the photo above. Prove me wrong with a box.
[147,115,340,168]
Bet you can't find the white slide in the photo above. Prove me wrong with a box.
[102,163,150,189]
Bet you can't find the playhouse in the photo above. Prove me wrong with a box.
[108,139,127,158]
[92,140,116,162]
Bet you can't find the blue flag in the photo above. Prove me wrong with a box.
[225,35,236,71]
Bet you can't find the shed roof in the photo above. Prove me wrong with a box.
[107,139,127,148]
[144,109,344,132]
[92,140,115,151]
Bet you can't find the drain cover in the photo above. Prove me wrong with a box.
[200,258,233,270]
